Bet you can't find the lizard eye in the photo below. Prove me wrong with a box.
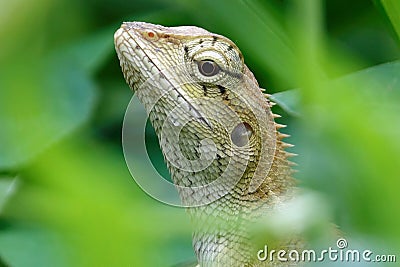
[231,122,253,147]
[197,60,220,77]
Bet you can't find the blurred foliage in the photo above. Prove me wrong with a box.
[0,0,399,266]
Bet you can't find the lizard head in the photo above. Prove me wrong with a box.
[114,21,245,91]
[114,22,279,206]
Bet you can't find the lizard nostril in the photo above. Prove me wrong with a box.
[231,122,253,147]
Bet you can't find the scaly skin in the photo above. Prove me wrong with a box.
[114,22,297,266]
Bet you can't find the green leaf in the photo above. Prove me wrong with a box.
[297,60,400,246]
[335,60,400,94]
[0,224,72,267]
[380,0,400,40]
[0,29,113,169]
[270,60,400,117]
[0,177,17,213]
[270,89,301,117]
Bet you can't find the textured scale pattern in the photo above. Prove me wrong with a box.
[114,22,298,266]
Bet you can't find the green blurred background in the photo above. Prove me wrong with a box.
[0,0,399,266]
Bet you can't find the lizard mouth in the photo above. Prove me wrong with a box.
[114,25,146,92]
[114,23,184,92]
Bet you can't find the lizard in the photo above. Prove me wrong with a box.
[114,21,298,266]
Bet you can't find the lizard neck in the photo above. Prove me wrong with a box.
[168,132,296,266]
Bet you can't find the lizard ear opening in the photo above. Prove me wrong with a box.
[231,122,253,147]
